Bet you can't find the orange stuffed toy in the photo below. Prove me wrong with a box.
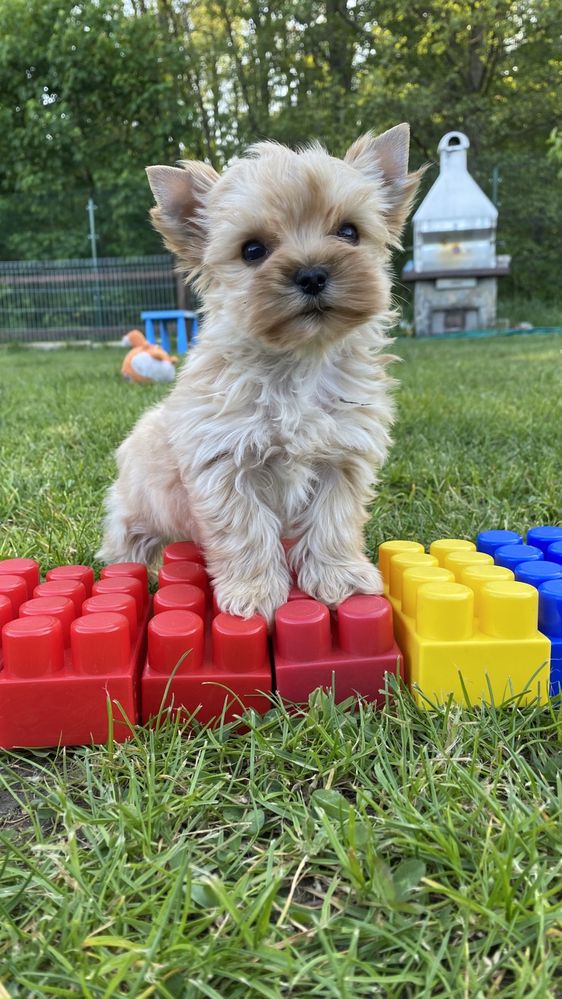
[121,330,178,384]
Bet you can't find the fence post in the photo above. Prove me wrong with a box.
[174,257,192,310]
[491,165,501,207]
[87,197,103,331]
[86,197,98,266]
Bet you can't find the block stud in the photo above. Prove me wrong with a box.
[527,526,562,555]
[34,579,86,615]
[163,542,205,566]
[148,610,204,674]
[0,575,29,615]
[212,613,268,672]
[476,530,523,557]
[443,550,494,582]
[0,558,40,598]
[71,612,131,675]
[378,541,424,586]
[538,580,562,639]
[101,563,149,604]
[389,552,438,601]
[0,594,14,636]
[20,595,75,646]
[2,615,64,677]
[93,576,145,622]
[153,583,206,618]
[480,581,538,640]
[401,566,455,618]
[547,542,562,566]
[514,560,562,588]
[46,565,95,598]
[337,595,394,655]
[494,544,543,571]
[158,560,209,594]
[460,564,514,616]
[416,582,474,641]
[288,584,309,601]
[275,600,332,662]
[82,593,137,640]
[429,539,475,568]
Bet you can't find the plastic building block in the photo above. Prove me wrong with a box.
[476,526,562,695]
[46,564,95,596]
[378,538,550,706]
[494,544,543,570]
[539,581,562,695]
[548,543,562,566]
[527,527,562,554]
[163,541,205,565]
[0,558,150,747]
[141,543,272,726]
[476,526,562,577]
[272,594,402,705]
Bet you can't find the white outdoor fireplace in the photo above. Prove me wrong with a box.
[402,131,510,335]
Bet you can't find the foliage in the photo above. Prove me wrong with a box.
[0,0,560,296]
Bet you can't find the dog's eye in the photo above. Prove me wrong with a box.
[241,240,268,263]
[336,223,359,244]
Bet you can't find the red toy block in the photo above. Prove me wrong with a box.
[153,582,206,617]
[82,592,138,640]
[273,594,402,704]
[288,583,308,601]
[158,559,210,595]
[0,595,14,636]
[100,562,149,607]
[93,576,145,622]
[34,579,87,614]
[0,575,29,615]
[163,542,205,566]
[20,595,76,645]
[141,581,272,725]
[46,564,95,597]
[0,558,40,598]
[0,558,150,748]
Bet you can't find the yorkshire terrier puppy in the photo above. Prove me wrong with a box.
[98,125,422,622]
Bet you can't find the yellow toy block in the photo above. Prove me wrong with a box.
[378,539,550,707]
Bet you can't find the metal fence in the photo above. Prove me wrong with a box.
[0,255,177,342]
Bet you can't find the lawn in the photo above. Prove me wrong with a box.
[0,332,561,998]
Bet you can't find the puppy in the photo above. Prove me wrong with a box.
[98,125,422,622]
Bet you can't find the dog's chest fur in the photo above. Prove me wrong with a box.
[167,329,392,528]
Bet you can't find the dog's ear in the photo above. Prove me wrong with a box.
[345,124,424,247]
[146,162,220,272]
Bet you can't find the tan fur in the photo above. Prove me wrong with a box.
[98,125,422,622]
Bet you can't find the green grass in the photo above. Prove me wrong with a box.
[0,333,561,997]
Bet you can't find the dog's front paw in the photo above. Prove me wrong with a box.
[298,556,383,607]
[213,568,291,624]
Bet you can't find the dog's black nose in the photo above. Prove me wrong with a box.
[294,265,330,296]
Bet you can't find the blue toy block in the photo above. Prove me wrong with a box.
[494,544,543,571]
[547,542,562,566]
[527,526,562,554]
[477,526,562,693]
[515,561,562,588]
[476,530,523,556]
[538,580,562,695]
